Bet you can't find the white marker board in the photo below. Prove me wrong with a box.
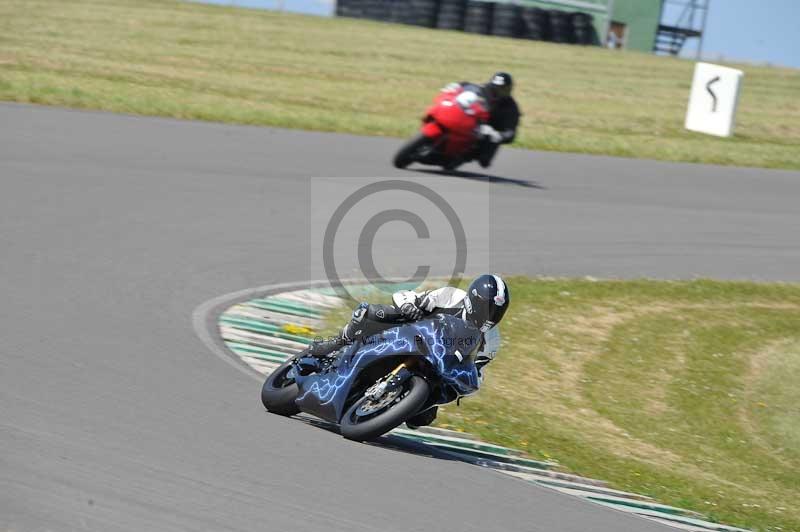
[685,62,744,138]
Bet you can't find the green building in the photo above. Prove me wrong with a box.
[519,0,706,54]
[518,0,658,52]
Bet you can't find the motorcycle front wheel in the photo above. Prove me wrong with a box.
[340,375,429,441]
[393,134,431,169]
[261,358,301,416]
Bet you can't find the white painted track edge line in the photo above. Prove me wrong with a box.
[192,279,338,382]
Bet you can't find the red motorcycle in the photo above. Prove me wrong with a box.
[393,87,490,170]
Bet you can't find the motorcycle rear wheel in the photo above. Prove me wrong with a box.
[261,358,301,416]
[393,134,431,169]
[340,375,429,441]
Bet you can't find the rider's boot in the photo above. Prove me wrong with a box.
[294,337,342,375]
[477,142,498,168]
[443,157,464,172]
[298,335,346,359]
[446,146,480,171]
[406,406,438,430]
[297,303,368,359]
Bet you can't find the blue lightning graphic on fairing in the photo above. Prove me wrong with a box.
[296,316,480,409]
[412,321,479,392]
[297,328,413,405]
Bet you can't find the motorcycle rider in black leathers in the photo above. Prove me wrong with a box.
[442,72,521,169]
[299,274,511,428]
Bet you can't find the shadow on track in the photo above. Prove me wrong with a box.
[291,414,514,468]
[408,168,545,190]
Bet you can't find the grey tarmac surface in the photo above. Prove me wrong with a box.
[2,103,799,532]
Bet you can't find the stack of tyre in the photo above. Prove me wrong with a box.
[336,0,597,47]
[571,12,596,45]
[403,0,440,27]
[547,9,573,43]
[463,1,492,34]
[490,3,522,37]
[364,0,392,21]
[337,0,438,26]
[436,0,466,30]
[380,0,439,26]
[335,0,363,19]
[520,7,549,40]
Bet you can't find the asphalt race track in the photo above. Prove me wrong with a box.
[2,103,799,532]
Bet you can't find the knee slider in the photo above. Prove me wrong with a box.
[343,302,369,341]
[351,302,369,324]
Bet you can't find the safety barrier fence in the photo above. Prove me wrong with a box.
[336,0,599,44]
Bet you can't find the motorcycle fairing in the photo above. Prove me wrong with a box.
[293,315,482,423]
[420,120,443,138]
[423,89,489,158]
[413,315,482,397]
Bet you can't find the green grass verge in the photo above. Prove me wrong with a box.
[1,0,799,169]
[320,279,800,531]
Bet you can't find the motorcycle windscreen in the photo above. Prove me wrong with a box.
[483,326,501,359]
[420,316,482,396]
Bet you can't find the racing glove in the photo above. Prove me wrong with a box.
[400,302,423,320]
[441,82,462,93]
[476,354,493,371]
[394,290,434,321]
[475,335,495,372]
[479,124,503,144]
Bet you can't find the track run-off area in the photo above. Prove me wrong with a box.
[2,103,800,531]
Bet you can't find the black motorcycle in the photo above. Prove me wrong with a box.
[261,314,483,441]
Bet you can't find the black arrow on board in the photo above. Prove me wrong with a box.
[706,76,721,112]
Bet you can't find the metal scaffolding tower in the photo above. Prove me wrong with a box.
[654,0,709,57]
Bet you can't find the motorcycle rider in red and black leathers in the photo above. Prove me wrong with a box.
[442,72,520,169]
[298,275,511,428]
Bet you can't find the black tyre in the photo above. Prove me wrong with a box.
[393,133,430,169]
[390,0,414,23]
[340,376,429,441]
[364,0,391,20]
[491,3,521,38]
[548,9,574,43]
[463,0,492,34]
[261,357,301,416]
[406,0,439,27]
[406,405,438,429]
[521,7,549,40]
[571,12,596,45]
[436,0,465,30]
[571,12,592,28]
[336,0,366,18]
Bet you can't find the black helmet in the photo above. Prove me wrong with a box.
[463,274,510,332]
[486,72,513,101]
